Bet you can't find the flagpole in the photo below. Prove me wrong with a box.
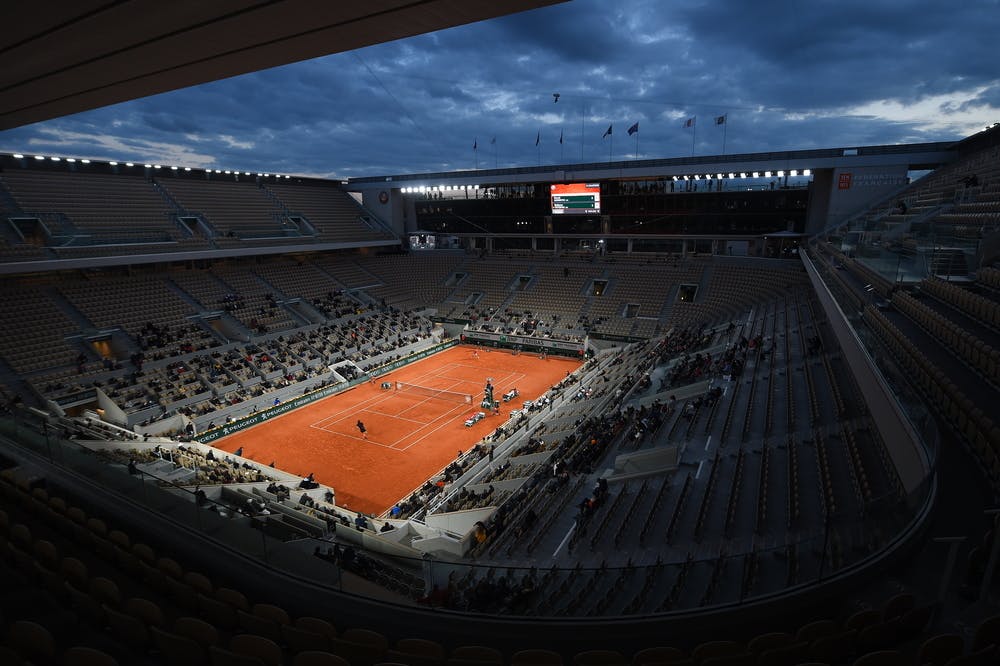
[609,131,613,162]
[580,105,585,161]
[474,139,478,170]
[560,130,564,164]
[691,119,697,157]
[635,132,639,161]
[722,114,728,155]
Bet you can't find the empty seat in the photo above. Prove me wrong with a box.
[450,645,505,665]
[63,646,120,666]
[511,649,564,666]
[573,649,628,665]
[230,634,285,666]
[6,620,56,663]
[917,634,965,666]
[152,626,210,666]
[294,652,352,666]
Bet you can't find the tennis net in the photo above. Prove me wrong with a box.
[394,381,473,404]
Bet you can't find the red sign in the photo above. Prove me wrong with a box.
[838,172,852,190]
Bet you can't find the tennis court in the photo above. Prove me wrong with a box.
[212,345,582,514]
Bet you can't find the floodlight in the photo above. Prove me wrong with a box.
[214,170,221,173]
[717,173,723,179]
[790,170,798,177]
[184,167,191,172]
[752,172,759,178]
[728,173,735,179]
[764,171,771,177]
[34,155,45,160]
[126,162,134,167]
[224,170,231,174]
[109,161,118,166]
[153,165,161,169]
[739,173,746,178]
[263,174,269,177]
[257,173,263,176]
[66,158,75,163]
[81,159,90,164]
[170,166,178,170]
[693,175,700,180]
[50,157,61,161]
[777,171,784,177]
[244,172,250,176]
[284,175,290,179]
[803,169,811,176]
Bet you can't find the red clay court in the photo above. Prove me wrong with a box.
[213,345,582,514]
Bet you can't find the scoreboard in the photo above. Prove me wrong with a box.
[551,183,601,215]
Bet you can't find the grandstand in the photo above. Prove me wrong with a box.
[3,10,1000,666]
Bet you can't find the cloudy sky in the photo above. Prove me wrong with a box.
[2,0,998,179]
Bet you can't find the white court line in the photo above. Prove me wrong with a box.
[704,435,712,451]
[306,350,538,453]
[695,460,705,479]
[552,521,577,559]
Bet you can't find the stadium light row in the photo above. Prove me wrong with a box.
[8,153,294,179]
[395,170,813,194]
[400,185,480,193]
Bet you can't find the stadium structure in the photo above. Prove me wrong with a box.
[2,2,1000,665]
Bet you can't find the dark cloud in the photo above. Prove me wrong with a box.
[1,0,997,178]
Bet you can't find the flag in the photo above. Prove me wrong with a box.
[683,117,695,128]
[559,129,563,144]
[490,136,495,145]
[715,114,727,125]
[627,122,639,136]
[535,131,540,146]
[473,138,477,150]
[602,124,612,138]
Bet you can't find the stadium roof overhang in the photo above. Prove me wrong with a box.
[347,141,958,191]
[0,0,565,131]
